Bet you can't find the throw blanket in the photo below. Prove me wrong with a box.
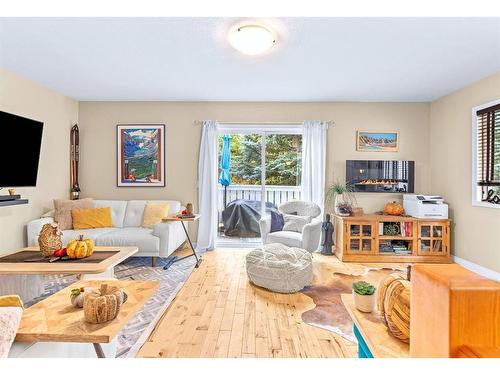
[0,295,23,358]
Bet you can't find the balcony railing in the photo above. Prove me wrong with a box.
[218,184,301,211]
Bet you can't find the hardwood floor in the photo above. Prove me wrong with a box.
[137,249,358,358]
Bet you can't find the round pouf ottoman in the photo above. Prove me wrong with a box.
[245,243,313,293]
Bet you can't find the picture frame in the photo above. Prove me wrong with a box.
[356,131,399,152]
[117,124,166,187]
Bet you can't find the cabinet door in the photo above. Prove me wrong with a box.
[345,222,374,254]
[417,222,447,255]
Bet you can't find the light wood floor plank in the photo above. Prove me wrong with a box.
[137,249,359,358]
[214,330,231,357]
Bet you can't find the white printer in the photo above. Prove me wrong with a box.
[403,194,449,219]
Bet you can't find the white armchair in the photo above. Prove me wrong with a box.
[259,201,322,252]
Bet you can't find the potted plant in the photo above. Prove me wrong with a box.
[326,182,355,216]
[352,281,376,312]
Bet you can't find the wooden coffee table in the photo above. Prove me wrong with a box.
[0,246,138,278]
[341,294,409,358]
[15,279,159,358]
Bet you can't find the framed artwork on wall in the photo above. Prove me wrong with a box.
[356,131,399,152]
[117,124,166,187]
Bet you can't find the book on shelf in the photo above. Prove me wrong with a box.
[395,250,412,255]
[379,244,393,252]
[401,221,412,237]
[432,240,442,251]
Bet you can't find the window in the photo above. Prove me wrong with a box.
[472,99,500,207]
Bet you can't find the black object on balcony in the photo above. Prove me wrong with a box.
[346,160,415,193]
[221,199,278,237]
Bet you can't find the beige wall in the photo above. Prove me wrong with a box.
[430,72,500,273]
[3,65,498,271]
[78,101,431,238]
[0,68,78,254]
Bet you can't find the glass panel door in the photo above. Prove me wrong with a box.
[431,225,444,254]
[346,222,373,254]
[217,133,262,245]
[418,224,431,254]
[264,133,302,212]
[418,223,445,255]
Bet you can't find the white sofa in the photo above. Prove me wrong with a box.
[27,200,187,264]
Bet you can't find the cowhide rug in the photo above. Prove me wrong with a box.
[301,263,406,342]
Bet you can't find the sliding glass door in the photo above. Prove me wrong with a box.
[216,125,302,246]
[263,133,302,214]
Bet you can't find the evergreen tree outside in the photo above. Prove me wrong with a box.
[218,134,302,186]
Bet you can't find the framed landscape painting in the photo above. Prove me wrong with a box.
[117,124,166,187]
[356,131,399,152]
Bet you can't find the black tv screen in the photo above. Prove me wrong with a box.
[346,160,415,193]
[0,111,43,187]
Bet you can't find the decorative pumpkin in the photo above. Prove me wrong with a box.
[84,238,95,256]
[70,286,95,308]
[384,201,404,216]
[377,274,411,343]
[38,223,63,257]
[83,284,125,324]
[66,235,94,259]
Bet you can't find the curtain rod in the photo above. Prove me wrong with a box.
[194,120,334,126]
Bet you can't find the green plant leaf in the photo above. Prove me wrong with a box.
[352,281,376,295]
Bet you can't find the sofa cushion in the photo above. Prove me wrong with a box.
[123,201,147,227]
[266,231,303,248]
[72,207,113,229]
[95,227,160,253]
[94,200,127,228]
[270,211,284,233]
[123,200,182,227]
[142,203,170,229]
[147,200,181,215]
[53,198,93,230]
[282,214,311,233]
[61,228,118,245]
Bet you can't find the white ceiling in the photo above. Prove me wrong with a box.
[1,17,499,102]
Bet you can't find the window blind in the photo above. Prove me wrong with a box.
[477,103,500,187]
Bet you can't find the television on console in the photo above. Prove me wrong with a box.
[0,111,44,188]
[346,160,414,193]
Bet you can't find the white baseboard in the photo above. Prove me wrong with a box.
[452,256,500,281]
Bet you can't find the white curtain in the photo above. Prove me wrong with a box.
[196,120,219,250]
[301,120,328,215]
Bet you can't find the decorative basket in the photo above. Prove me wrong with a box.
[83,284,125,324]
[38,223,63,257]
[377,274,411,343]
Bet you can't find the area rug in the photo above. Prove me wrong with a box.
[26,254,199,358]
[301,264,406,342]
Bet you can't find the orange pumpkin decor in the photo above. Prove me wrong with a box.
[66,235,95,259]
[384,201,404,216]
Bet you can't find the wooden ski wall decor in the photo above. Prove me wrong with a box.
[70,124,80,200]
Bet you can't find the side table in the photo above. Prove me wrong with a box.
[161,215,201,270]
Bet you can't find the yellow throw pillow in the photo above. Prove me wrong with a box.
[72,207,113,229]
[142,203,170,229]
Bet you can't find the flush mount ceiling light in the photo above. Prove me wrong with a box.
[228,24,276,56]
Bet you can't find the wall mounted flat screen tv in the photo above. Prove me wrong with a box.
[346,160,414,193]
[0,111,44,187]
